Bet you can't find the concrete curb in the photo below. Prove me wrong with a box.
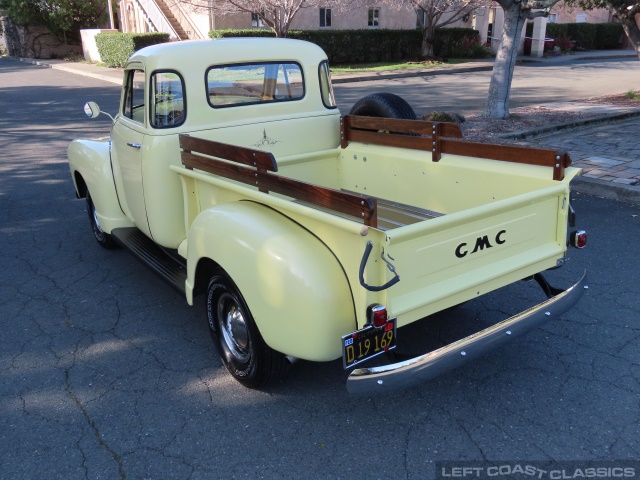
[521,53,638,64]
[498,110,640,140]
[332,65,493,84]
[572,176,640,204]
[17,57,123,85]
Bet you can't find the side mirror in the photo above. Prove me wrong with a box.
[83,101,115,122]
[84,101,101,119]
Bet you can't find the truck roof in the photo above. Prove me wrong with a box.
[129,38,329,71]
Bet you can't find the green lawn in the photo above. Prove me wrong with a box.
[330,59,471,75]
[625,90,640,101]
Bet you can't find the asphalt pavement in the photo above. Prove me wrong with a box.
[17,49,640,203]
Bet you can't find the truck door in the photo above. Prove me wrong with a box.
[111,67,152,237]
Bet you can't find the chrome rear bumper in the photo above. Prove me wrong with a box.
[346,271,588,396]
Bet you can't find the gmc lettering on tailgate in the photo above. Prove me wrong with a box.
[455,230,507,258]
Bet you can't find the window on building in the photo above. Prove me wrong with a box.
[368,8,380,27]
[548,13,558,23]
[416,10,428,28]
[251,13,265,28]
[320,7,332,28]
[576,13,586,22]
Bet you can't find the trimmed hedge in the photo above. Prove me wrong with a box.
[210,29,421,62]
[594,23,624,49]
[567,23,597,49]
[95,32,170,67]
[432,28,482,58]
[209,28,482,62]
[539,22,622,50]
[545,22,568,40]
[209,29,275,39]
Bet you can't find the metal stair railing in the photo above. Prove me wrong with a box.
[134,0,181,40]
[157,0,207,39]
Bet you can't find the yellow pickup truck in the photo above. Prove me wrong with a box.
[68,38,587,396]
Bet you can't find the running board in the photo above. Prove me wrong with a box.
[111,228,187,294]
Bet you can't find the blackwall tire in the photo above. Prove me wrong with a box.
[348,93,418,120]
[206,271,290,388]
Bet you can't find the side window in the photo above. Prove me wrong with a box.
[318,61,336,109]
[150,71,186,128]
[206,62,304,108]
[122,69,145,123]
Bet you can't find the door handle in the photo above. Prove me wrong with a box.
[127,142,142,149]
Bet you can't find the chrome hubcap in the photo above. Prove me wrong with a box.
[92,207,104,234]
[219,293,250,363]
[88,196,106,238]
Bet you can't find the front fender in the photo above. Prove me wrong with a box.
[68,138,132,233]
[187,201,355,361]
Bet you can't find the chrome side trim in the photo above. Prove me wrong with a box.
[346,271,588,397]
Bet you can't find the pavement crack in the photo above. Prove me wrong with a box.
[455,417,489,461]
[64,349,126,480]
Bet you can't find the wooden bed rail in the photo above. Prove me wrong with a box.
[340,115,572,181]
[340,116,463,157]
[440,139,572,181]
[178,134,378,228]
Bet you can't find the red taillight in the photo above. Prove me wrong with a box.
[570,230,587,249]
[370,305,388,328]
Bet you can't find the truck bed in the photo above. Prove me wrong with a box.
[175,117,580,328]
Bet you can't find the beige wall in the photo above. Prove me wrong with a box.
[212,2,615,34]
[549,2,613,24]
[215,6,419,31]
[290,6,417,30]
[214,6,475,33]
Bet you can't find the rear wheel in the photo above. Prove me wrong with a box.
[348,92,417,120]
[206,271,290,388]
[86,191,116,249]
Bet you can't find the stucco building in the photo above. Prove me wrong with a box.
[90,0,637,61]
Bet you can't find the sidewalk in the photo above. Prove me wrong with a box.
[17,49,640,203]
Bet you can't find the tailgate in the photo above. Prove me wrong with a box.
[384,183,571,325]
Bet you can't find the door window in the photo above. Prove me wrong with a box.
[122,69,145,124]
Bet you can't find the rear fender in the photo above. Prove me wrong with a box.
[187,201,355,361]
[68,138,133,232]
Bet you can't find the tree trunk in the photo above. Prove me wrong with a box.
[618,10,640,59]
[421,27,435,57]
[483,4,527,118]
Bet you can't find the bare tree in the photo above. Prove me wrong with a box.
[177,0,324,37]
[412,0,488,57]
[483,0,561,118]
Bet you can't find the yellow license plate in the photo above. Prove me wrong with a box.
[342,318,397,369]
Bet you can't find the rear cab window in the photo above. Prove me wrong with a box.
[150,70,186,128]
[206,62,304,108]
